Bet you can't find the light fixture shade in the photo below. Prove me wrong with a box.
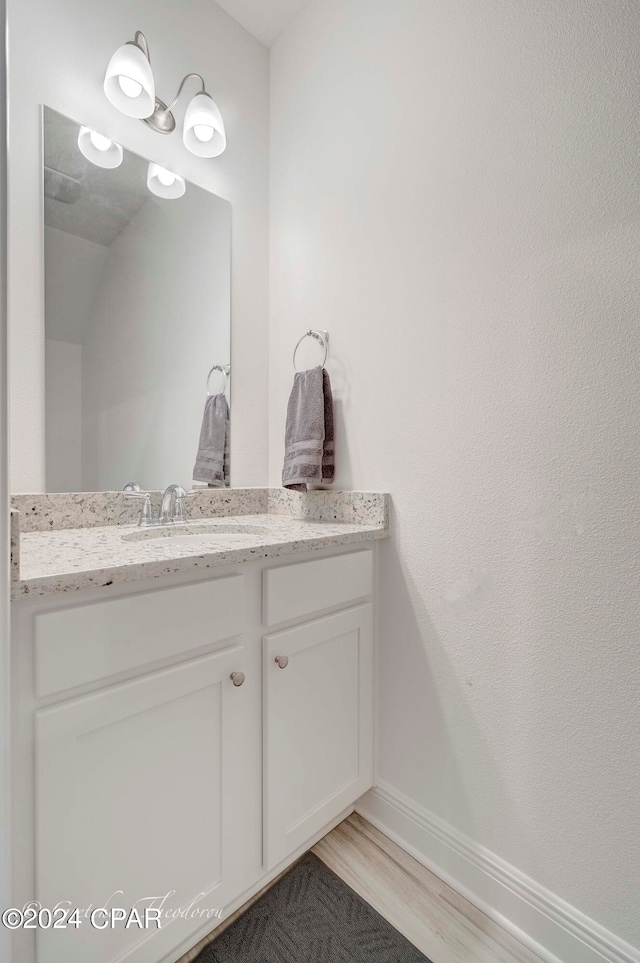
[147,162,186,199]
[77,127,123,169]
[104,41,155,118]
[183,93,226,158]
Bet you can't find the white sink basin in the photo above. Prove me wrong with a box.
[122,523,269,546]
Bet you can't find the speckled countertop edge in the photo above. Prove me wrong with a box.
[12,508,389,601]
[10,510,20,584]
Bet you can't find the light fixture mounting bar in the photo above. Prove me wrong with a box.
[142,73,207,136]
[166,73,206,113]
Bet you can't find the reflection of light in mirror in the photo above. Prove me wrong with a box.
[77,126,124,169]
[118,75,143,99]
[147,162,186,199]
[89,131,113,152]
[194,125,214,143]
[157,169,176,186]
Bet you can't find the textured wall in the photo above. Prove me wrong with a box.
[8,0,269,491]
[270,0,640,946]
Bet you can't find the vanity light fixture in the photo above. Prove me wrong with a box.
[103,31,226,158]
[104,32,155,118]
[183,91,226,158]
[77,126,123,169]
[147,162,186,199]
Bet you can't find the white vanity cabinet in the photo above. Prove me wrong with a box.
[261,549,374,868]
[35,647,249,963]
[11,546,376,963]
[263,604,373,869]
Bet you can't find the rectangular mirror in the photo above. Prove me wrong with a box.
[43,106,231,492]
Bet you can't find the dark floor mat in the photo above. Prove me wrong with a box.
[193,851,432,962]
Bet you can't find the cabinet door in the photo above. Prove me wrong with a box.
[35,647,248,963]
[263,604,373,869]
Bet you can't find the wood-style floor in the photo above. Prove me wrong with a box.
[180,812,544,963]
[312,814,543,963]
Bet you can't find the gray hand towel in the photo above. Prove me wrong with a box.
[282,365,334,491]
[193,393,230,488]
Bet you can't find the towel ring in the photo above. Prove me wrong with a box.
[207,364,230,396]
[292,329,329,372]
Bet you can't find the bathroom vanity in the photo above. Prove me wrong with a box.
[12,108,385,963]
[9,489,388,963]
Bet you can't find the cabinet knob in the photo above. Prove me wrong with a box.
[275,655,289,669]
[230,671,245,687]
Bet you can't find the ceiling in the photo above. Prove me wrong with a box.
[214,0,312,46]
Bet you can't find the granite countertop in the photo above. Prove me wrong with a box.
[13,508,388,600]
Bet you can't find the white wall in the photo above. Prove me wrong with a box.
[270,0,640,951]
[0,0,11,953]
[81,190,230,491]
[8,0,269,491]
[44,339,82,491]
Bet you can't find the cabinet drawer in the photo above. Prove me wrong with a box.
[35,575,244,697]
[263,549,373,626]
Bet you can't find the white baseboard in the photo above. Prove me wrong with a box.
[356,782,640,963]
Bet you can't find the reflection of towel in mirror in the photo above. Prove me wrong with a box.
[282,365,334,491]
[193,393,230,488]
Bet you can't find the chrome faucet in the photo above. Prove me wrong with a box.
[159,484,189,525]
[124,485,198,528]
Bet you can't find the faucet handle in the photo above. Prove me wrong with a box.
[174,489,199,503]
[124,491,154,527]
[173,490,198,523]
[123,490,152,504]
